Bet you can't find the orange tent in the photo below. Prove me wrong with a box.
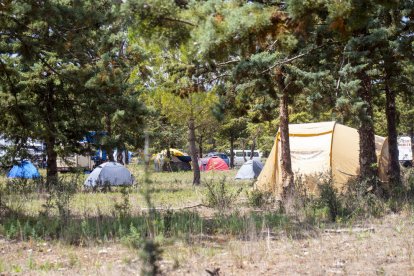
[204,156,229,171]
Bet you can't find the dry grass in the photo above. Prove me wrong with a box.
[1,214,414,275]
[1,165,414,275]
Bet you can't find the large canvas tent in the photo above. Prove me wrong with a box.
[256,122,390,196]
[235,160,263,179]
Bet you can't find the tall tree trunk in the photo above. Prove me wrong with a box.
[105,113,114,162]
[45,84,57,187]
[198,135,203,159]
[275,68,294,202]
[45,136,57,188]
[250,137,256,160]
[241,139,247,162]
[188,118,200,185]
[229,136,235,168]
[357,72,378,189]
[384,79,400,185]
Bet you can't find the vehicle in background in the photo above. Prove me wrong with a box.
[232,150,262,167]
[205,152,230,167]
[398,136,412,167]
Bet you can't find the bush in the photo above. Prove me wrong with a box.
[204,177,242,212]
[342,177,386,219]
[317,177,343,222]
[246,189,273,209]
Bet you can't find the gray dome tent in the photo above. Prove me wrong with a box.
[84,162,134,187]
[235,160,263,180]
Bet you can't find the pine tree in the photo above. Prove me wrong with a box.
[0,1,146,183]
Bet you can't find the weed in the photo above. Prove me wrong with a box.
[204,177,242,212]
[246,189,273,209]
[113,186,131,218]
[317,177,343,222]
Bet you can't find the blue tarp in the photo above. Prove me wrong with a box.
[7,161,40,179]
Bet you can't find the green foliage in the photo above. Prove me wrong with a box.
[204,177,242,212]
[246,189,274,209]
[317,178,343,222]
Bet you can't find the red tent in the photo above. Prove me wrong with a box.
[205,156,229,171]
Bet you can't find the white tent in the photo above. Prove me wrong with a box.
[84,162,134,187]
[235,160,263,179]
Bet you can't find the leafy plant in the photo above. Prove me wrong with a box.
[204,177,242,212]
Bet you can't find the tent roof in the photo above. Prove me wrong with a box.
[235,160,263,179]
[84,162,133,187]
[7,160,40,179]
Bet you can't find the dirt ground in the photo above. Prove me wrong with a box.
[1,213,414,275]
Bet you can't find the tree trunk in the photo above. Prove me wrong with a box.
[45,137,58,188]
[384,79,400,185]
[105,113,114,162]
[250,137,256,160]
[275,68,294,202]
[230,136,235,168]
[357,72,378,189]
[188,118,200,185]
[198,135,203,159]
[241,139,247,162]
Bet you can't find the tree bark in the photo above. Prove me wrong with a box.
[357,72,378,189]
[250,137,256,160]
[241,139,247,162]
[229,136,234,168]
[275,68,294,202]
[384,79,400,185]
[105,113,114,162]
[188,118,200,185]
[198,135,203,159]
[45,136,58,188]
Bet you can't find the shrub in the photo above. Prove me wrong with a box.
[317,177,343,222]
[246,189,273,209]
[204,177,242,212]
[342,177,386,219]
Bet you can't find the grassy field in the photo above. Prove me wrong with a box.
[1,165,414,275]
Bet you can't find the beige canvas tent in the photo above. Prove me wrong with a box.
[256,122,389,196]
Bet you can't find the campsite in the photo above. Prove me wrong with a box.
[2,1,414,275]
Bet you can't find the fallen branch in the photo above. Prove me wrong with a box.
[324,227,375,234]
[140,203,206,212]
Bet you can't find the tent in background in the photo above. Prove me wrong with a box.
[84,162,134,187]
[235,160,263,179]
[154,149,191,172]
[199,157,211,171]
[7,160,40,179]
[256,121,390,196]
[201,156,229,171]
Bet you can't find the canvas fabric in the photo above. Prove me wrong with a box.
[256,122,389,196]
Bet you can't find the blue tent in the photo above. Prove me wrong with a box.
[7,161,40,179]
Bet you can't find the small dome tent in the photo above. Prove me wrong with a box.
[256,122,390,196]
[7,160,40,179]
[204,156,229,171]
[84,162,134,187]
[235,160,263,179]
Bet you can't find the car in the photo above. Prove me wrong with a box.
[205,152,230,167]
[232,150,262,167]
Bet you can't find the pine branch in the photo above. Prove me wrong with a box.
[260,44,328,75]
[161,17,196,27]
